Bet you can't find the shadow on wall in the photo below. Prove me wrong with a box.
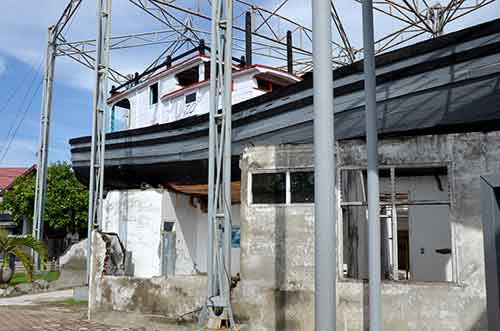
[476,311,488,331]
[359,284,489,331]
[275,207,287,330]
[273,207,312,330]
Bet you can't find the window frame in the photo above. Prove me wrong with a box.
[149,82,159,106]
[337,162,457,284]
[248,168,315,206]
[185,92,197,104]
[249,170,287,205]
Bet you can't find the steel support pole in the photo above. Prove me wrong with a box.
[362,0,381,329]
[245,11,252,66]
[286,30,293,74]
[223,0,233,282]
[201,1,235,328]
[33,26,57,271]
[87,0,112,282]
[206,0,218,299]
[312,0,336,329]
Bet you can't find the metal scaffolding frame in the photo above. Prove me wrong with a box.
[85,0,112,280]
[199,0,235,327]
[32,26,57,270]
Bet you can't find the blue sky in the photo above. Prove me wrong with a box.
[0,0,498,167]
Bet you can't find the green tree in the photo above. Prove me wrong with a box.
[0,162,88,232]
[0,229,47,284]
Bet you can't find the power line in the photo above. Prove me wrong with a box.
[0,56,44,115]
[0,57,44,148]
[0,78,43,164]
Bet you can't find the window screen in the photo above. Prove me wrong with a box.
[149,83,159,105]
[252,173,286,204]
[291,171,314,203]
[185,92,197,104]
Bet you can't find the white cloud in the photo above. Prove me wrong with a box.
[0,1,498,89]
[0,1,168,91]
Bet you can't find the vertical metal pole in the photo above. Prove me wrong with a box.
[286,30,293,75]
[390,168,399,280]
[312,0,336,329]
[33,26,57,272]
[87,0,112,282]
[223,0,233,283]
[201,1,235,328]
[245,11,252,66]
[362,0,381,329]
[206,0,218,299]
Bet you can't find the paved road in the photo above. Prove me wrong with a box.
[0,290,232,330]
[0,289,73,306]
[0,307,199,331]
[0,307,149,331]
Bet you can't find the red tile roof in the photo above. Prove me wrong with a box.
[0,166,36,191]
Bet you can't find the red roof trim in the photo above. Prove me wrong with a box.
[108,54,210,104]
[160,66,301,102]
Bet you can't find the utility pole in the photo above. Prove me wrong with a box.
[201,0,235,329]
[312,0,336,330]
[362,0,382,329]
[87,0,112,282]
[32,25,57,272]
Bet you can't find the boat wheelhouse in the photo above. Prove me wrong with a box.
[107,43,301,132]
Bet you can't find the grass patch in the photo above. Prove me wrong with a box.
[61,298,88,305]
[9,271,60,286]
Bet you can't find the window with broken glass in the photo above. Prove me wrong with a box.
[251,170,314,205]
[340,166,453,283]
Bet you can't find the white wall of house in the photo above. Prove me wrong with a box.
[102,189,241,278]
[102,190,163,278]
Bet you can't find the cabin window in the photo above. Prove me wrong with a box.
[255,78,284,92]
[251,173,286,204]
[149,83,159,105]
[340,166,453,283]
[290,171,315,203]
[185,92,197,104]
[176,66,200,87]
[256,78,273,92]
[110,98,131,132]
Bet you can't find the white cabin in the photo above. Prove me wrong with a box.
[108,54,301,132]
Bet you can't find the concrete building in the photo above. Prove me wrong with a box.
[72,18,500,330]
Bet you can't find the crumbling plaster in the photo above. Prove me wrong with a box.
[96,275,207,320]
[238,131,500,331]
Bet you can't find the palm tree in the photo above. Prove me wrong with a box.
[0,230,47,284]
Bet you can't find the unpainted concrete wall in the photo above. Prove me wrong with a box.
[96,275,207,320]
[239,132,500,331]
